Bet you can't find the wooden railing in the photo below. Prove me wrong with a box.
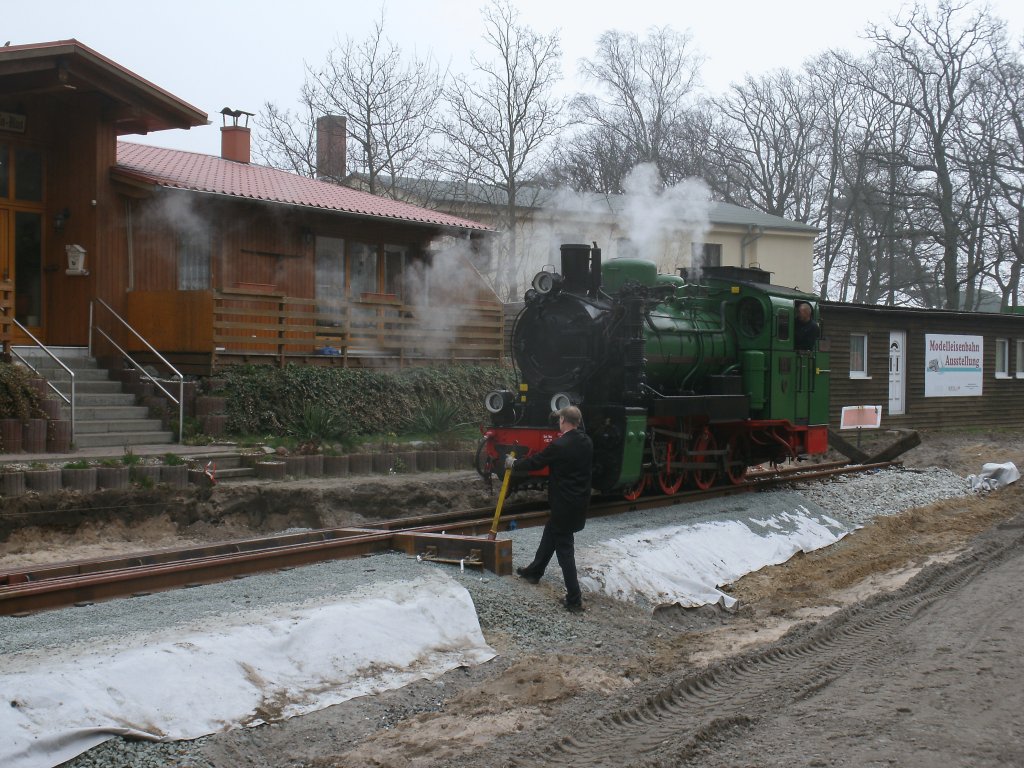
[0,279,12,357]
[211,289,504,368]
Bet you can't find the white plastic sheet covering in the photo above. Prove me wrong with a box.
[967,461,1020,492]
[579,504,852,609]
[0,575,495,768]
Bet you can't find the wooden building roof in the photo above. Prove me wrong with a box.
[0,39,207,135]
[113,142,493,233]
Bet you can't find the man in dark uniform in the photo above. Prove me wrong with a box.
[507,405,593,612]
[794,301,819,351]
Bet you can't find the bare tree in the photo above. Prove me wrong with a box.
[709,69,823,223]
[556,26,703,192]
[254,10,444,199]
[852,0,1008,309]
[438,0,564,301]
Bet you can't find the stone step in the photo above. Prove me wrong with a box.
[75,419,169,434]
[62,405,152,421]
[51,380,125,395]
[212,466,254,480]
[73,431,176,448]
[27,367,111,382]
[193,455,243,469]
[64,393,139,407]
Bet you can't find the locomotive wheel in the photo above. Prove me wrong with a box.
[656,440,685,495]
[725,436,747,485]
[691,430,718,490]
[622,474,647,501]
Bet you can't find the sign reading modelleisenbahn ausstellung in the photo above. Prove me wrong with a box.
[924,334,983,397]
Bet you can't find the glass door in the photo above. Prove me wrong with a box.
[0,142,45,341]
[13,211,42,332]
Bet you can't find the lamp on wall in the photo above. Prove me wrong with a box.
[53,207,71,233]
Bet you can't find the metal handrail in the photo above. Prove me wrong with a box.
[89,298,183,444]
[7,318,76,443]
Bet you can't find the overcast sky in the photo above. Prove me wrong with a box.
[10,0,1024,157]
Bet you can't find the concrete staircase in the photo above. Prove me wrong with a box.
[14,347,175,449]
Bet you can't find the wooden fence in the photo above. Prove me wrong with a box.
[211,289,504,368]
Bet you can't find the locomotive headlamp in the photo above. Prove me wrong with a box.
[484,390,516,414]
[532,271,563,296]
[549,392,573,412]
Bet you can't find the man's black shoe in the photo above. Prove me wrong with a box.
[564,599,584,613]
[516,567,540,584]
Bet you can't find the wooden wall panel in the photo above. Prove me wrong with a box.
[823,303,1024,432]
[124,290,213,351]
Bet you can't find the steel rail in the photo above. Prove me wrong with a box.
[0,460,900,616]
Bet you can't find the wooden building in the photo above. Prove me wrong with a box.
[822,301,1024,432]
[0,40,500,374]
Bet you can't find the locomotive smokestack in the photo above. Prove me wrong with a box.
[560,243,591,294]
[589,243,602,298]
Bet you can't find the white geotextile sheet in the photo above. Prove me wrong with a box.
[0,575,495,768]
[967,461,1020,492]
[579,504,852,609]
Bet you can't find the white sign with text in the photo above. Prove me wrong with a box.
[924,333,983,397]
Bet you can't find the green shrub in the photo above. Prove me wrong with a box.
[409,397,467,449]
[0,363,45,421]
[288,403,347,448]
[220,364,514,439]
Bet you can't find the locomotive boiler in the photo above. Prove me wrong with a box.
[478,243,830,498]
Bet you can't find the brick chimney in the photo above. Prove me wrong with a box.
[316,115,347,183]
[220,107,254,163]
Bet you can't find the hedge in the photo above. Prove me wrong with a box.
[220,364,516,437]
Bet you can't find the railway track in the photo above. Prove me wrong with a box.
[0,460,900,616]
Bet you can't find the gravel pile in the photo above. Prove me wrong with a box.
[789,466,971,525]
[6,465,978,768]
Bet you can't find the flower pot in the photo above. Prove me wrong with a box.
[195,396,227,416]
[21,419,47,453]
[415,451,437,472]
[1,471,26,497]
[305,454,324,477]
[1,419,23,454]
[323,454,349,477]
[96,466,130,490]
[348,454,371,475]
[200,414,227,437]
[256,461,287,480]
[371,452,394,474]
[46,420,72,453]
[160,464,189,489]
[130,465,162,485]
[40,398,62,420]
[395,451,417,473]
[62,467,98,493]
[25,468,61,493]
[284,455,306,478]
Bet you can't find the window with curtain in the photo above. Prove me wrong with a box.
[995,338,1009,378]
[383,245,407,299]
[315,236,345,314]
[850,333,868,377]
[177,232,210,290]
[348,241,378,298]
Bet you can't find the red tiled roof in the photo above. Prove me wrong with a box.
[114,142,492,232]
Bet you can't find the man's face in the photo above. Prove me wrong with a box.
[798,304,812,323]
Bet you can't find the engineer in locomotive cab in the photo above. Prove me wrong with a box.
[506,405,593,613]
[794,301,819,351]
